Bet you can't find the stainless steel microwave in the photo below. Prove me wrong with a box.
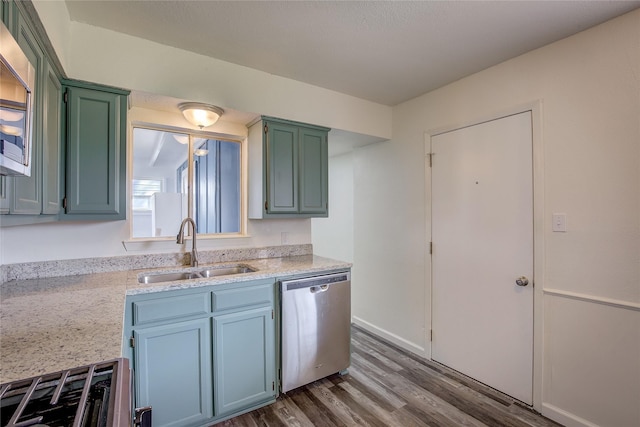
[0,21,35,176]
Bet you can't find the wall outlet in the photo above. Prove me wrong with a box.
[552,213,567,232]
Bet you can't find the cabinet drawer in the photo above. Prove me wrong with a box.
[212,282,273,312]
[132,292,211,326]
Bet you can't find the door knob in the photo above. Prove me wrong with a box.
[515,276,529,287]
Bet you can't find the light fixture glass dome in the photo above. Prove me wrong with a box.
[178,102,224,129]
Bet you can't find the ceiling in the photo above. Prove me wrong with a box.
[65,0,639,107]
[63,1,639,157]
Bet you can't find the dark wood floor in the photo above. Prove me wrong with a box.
[214,326,562,427]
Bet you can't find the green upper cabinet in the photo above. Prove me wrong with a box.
[299,126,328,214]
[0,5,62,223]
[1,2,127,224]
[60,81,129,220]
[0,177,8,214]
[9,10,44,215]
[42,62,62,214]
[1,1,61,224]
[267,121,299,214]
[248,116,329,218]
[1,0,15,31]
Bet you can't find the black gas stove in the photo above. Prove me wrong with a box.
[0,359,135,427]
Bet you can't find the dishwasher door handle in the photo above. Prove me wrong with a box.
[310,284,329,293]
[282,273,350,292]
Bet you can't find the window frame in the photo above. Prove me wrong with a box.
[128,122,248,241]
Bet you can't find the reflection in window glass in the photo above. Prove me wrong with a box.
[191,138,241,234]
[132,128,189,238]
[132,179,163,210]
[132,127,242,238]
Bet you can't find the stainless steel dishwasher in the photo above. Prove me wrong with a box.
[280,271,351,393]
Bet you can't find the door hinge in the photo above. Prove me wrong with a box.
[264,123,268,134]
[427,153,433,167]
[429,242,433,254]
[129,336,135,348]
[271,309,274,319]
[62,197,67,210]
[272,381,275,391]
[64,91,68,103]
[265,200,268,211]
[430,330,433,342]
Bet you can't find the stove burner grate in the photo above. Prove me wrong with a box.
[0,359,127,427]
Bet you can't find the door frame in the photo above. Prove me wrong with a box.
[424,101,545,411]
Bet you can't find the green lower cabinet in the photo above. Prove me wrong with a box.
[134,318,213,427]
[213,306,276,417]
[125,279,277,427]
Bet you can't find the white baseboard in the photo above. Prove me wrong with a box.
[542,403,601,427]
[352,316,427,358]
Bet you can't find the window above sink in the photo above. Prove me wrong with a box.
[130,125,247,240]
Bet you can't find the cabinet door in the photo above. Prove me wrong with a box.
[134,318,213,427]
[299,127,328,215]
[266,121,298,213]
[0,177,10,214]
[213,306,276,416]
[10,12,43,214]
[1,0,14,32]
[42,62,61,214]
[64,85,126,218]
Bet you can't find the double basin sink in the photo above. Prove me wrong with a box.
[138,265,256,284]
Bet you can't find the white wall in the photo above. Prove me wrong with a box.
[0,216,314,264]
[1,3,392,266]
[352,9,639,427]
[311,152,354,263]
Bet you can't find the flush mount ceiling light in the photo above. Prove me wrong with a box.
[178,102,224,129]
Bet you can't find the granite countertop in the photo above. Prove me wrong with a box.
[0,254,351,384]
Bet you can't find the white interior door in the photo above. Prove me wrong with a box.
[431,112,533,404]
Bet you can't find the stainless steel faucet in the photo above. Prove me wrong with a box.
[176,217,198,267]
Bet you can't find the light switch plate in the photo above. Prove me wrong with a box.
[552,213,567,232]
